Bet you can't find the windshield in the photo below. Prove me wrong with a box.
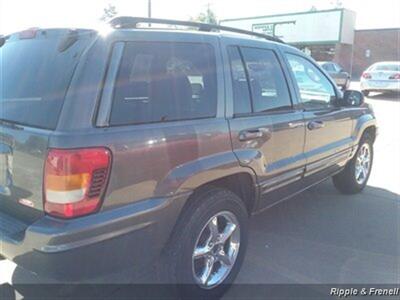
[0,29,94,129]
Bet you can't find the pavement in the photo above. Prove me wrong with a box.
[1,83,399,299]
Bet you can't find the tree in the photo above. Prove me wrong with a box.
[330,0,343,8]
[191,5,218,25]
[100,3,118,22]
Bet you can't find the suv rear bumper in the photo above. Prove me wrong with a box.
[0,193,188,281]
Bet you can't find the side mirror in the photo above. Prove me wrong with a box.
[342,90,364,106]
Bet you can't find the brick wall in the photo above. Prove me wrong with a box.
[333,43,353,73]
[296,44,353,74]
[352,28,400,78]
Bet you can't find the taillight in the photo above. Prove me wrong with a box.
[389,73,400,80]
[44,148,111,219]
[362,72,371,79]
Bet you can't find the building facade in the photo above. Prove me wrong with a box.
[220,9,399,78]
[352,28,400,78]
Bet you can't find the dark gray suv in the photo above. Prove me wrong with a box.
[318,61,351,90]
[0,17,377,298]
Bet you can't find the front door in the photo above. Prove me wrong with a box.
[223,43,306,209]
[284,53,353,176]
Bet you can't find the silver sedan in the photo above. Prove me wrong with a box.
[360,61,400,96]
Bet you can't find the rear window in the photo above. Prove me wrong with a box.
[321,63,335,72]
[0,29,94,129]
[371,64,400,72]
[109,41,217,126]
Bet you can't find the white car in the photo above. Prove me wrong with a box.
[360,61,400,96]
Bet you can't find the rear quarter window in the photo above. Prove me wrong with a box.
[109,41,218,126]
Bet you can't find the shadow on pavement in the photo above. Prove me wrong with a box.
[0,283,181,300]
[232,180,400,285]
[2,181,399,299]
[367,91,400,102]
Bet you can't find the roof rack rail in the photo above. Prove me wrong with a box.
[109,16,284,43]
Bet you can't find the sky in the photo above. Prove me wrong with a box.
[1,0,399,35]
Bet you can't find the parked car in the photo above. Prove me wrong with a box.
[360,61,400,96]
[318,61,351,90]
[0,17,377,299]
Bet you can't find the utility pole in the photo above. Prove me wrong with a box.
[148,0,152,18]
[206,3,210,23]
[148,0,152,27]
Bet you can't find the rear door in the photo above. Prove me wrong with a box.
[222,40,306,209]
[93,35,232,210]
[284,53,353,176]
[0,29,94,222]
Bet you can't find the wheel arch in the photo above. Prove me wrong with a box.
[361,125,377,143]
[353,113,377,145]
[160,170,258,259]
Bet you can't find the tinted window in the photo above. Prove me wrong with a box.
[286,54,336,109]
[0,30,93,129]
[321,63,335,72]
[110,42,217,125]
[241,47,291,112]
[227,46,252,115]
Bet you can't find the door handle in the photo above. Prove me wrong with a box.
[288,122,304,129]
[239,128,269,141]
[307,120,325,130]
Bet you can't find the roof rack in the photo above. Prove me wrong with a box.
[109,16,284,43]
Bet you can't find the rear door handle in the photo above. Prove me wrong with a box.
[307,120,325,130]
[239,128,270,141]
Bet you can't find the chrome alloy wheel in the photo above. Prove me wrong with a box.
[355,143,371,185]
[192,211,240,289]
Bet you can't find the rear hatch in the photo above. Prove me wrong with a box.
[0,28,95,224]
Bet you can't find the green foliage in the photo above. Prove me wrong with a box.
[100,3,118,22]
[190,6,218,24]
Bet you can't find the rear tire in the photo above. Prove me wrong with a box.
[333,133,373,194]
[160,187,249,299]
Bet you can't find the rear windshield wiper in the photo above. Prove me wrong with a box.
[0,36,6,47]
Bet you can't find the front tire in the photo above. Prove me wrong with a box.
[161,188,249,299]
[333,134,373,194]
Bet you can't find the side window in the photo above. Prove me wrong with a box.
[286,54,336,109]
[241,47,292,113]
[322,63,335,72]
[110,42,217,125]
[227,46,252,115]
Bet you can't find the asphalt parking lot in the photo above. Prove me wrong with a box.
[1,83,399,299]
